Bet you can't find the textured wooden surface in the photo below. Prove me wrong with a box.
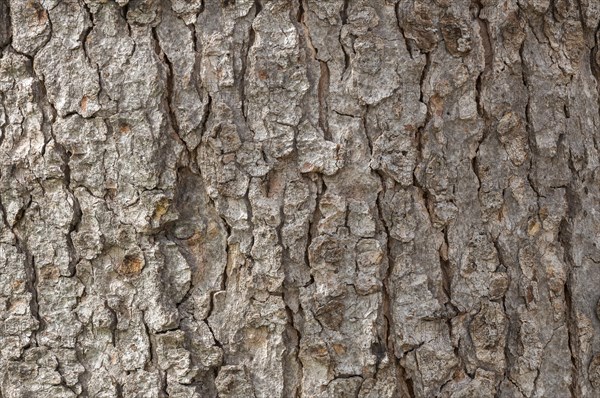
[1,0,600,396]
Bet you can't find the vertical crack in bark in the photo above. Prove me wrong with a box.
[297,0,331,143]
[473,0,493,119]
[189,23,198,53]
[151,26,189,157]
[115,381,124,398]
[0,97,5,150]
[200,92,212,138]
[121,2,130,24]
[376,181,416,397]
[492,236,513,395]
[591,22,600,132]
[519,37,538,195]
[339,0,350,78]
[0,195,40,346]
[530,325,563,395]
[365,97,416,397]
[142,312,169,397]
[79,2,103,120]
[414,51,431,175]
[559,189,582,398]
[63,147,82,278]
[439,227,453,310]
[276,172,303,396]
[203,189,228,346]
[472,1,492,195]
[318,61,330,141]
[282,287,303,398]
[438,223,463,386]
[242,0,261,122]
[81,3,94,64]
[340,0,349,30]
[0,0,11,52]
[21,242,39,344]
[394,2,413,58]
[497,296,512,395]
[562,115,586,395]
[41,56,82,281]
[304,176,320,291]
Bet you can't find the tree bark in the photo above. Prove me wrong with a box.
[1,0,600,396]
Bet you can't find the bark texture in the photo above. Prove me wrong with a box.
[1,0,600,397]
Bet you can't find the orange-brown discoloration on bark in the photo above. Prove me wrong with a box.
[119,123,131,134]
[116,255,144,276]
[80,95,88,113]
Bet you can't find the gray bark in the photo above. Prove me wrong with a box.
[1,0,600,396]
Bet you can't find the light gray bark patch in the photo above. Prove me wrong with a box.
[1,0,600,397]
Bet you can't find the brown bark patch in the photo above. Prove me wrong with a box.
[115,254,145,276]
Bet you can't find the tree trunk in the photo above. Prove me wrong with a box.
[1,0,600,396]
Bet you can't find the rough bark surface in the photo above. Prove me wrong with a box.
[1,0,600,397]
